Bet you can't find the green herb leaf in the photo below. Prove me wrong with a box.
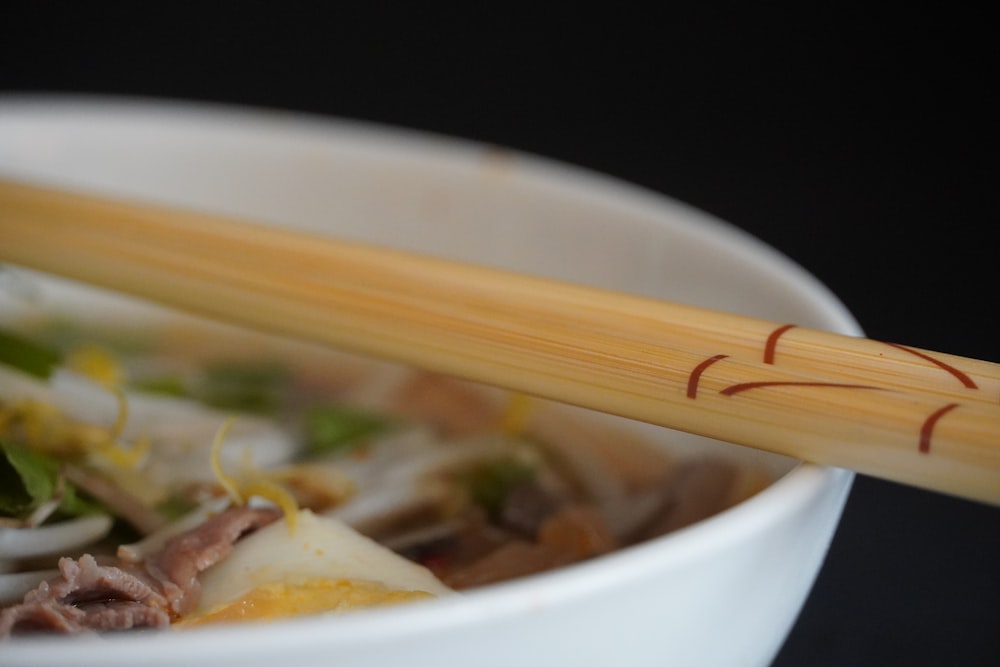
[0,447,35,517]
[302,405,393,457]
[3,444,58,505]
[1,442,59,520]
[459,458,536,517]
[132,374,190,398]
[58,481,105,517]
[0,326,63,380]
[196,362,290,415]
[0,441,104,521]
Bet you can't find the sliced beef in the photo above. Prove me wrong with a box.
[0,554,169,636]
[0,598,87,635]
[0,506,281,638]
[46,554,169,608]
[148,506,281,615]
[75,600,171,632]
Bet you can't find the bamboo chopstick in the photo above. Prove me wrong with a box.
[1,177,998,505]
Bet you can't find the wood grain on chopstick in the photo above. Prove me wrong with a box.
[1,177,998,505]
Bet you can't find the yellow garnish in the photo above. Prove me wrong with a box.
[3,399,94,457]
[0,353,148,471]
[241,479,299,533]
[108,387,129,440]
[209,417,299,532]
[9,399,62,450]
[1,395,162,504]
[84,386,148,470]
[210,417,244,505]
[65,347,148,470]
[500,392,534,436]
[93,432,150,470]
[269,464,355,513]
[66,344,127,388]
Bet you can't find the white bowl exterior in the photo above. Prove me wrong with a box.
[0,97,859,666]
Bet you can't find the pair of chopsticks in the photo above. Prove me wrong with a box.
[1,177,997,505]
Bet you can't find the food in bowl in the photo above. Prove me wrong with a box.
[0,311,772,636]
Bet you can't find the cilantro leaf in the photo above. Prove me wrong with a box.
[0,326,63,380]
[302,405,394,457]
[0,442,104,522]
[131,374,190,398]
[459,457,536,518]
[196,361,290,415]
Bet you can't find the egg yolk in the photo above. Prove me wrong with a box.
[178,579,434,627]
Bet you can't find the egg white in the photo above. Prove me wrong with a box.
[187,509,452,624]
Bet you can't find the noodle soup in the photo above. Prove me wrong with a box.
[1,312,774,635]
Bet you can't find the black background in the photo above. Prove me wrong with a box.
[2,4,997,665]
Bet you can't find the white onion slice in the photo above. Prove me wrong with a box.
[194,510,452,615]
[0,514,113,559]
[0,569,59,606]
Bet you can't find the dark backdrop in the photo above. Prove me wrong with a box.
[2,4,997,665]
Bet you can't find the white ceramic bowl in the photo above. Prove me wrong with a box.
[0,96,858,667]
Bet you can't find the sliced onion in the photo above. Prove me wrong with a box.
[0,569,59,605]
[0,514,113,559]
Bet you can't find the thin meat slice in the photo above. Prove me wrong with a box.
[0,554,169,636]
[0,506,282,638]
[75,600,171,632]
[45,554,169,608]
[148,506,281,615]
[0,598,88,635]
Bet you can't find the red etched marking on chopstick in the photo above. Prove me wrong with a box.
[720,381,883,396]
[764,324,796,364]
[687,354,728,399]
[883,342,978,389]
[919,402,960,454]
